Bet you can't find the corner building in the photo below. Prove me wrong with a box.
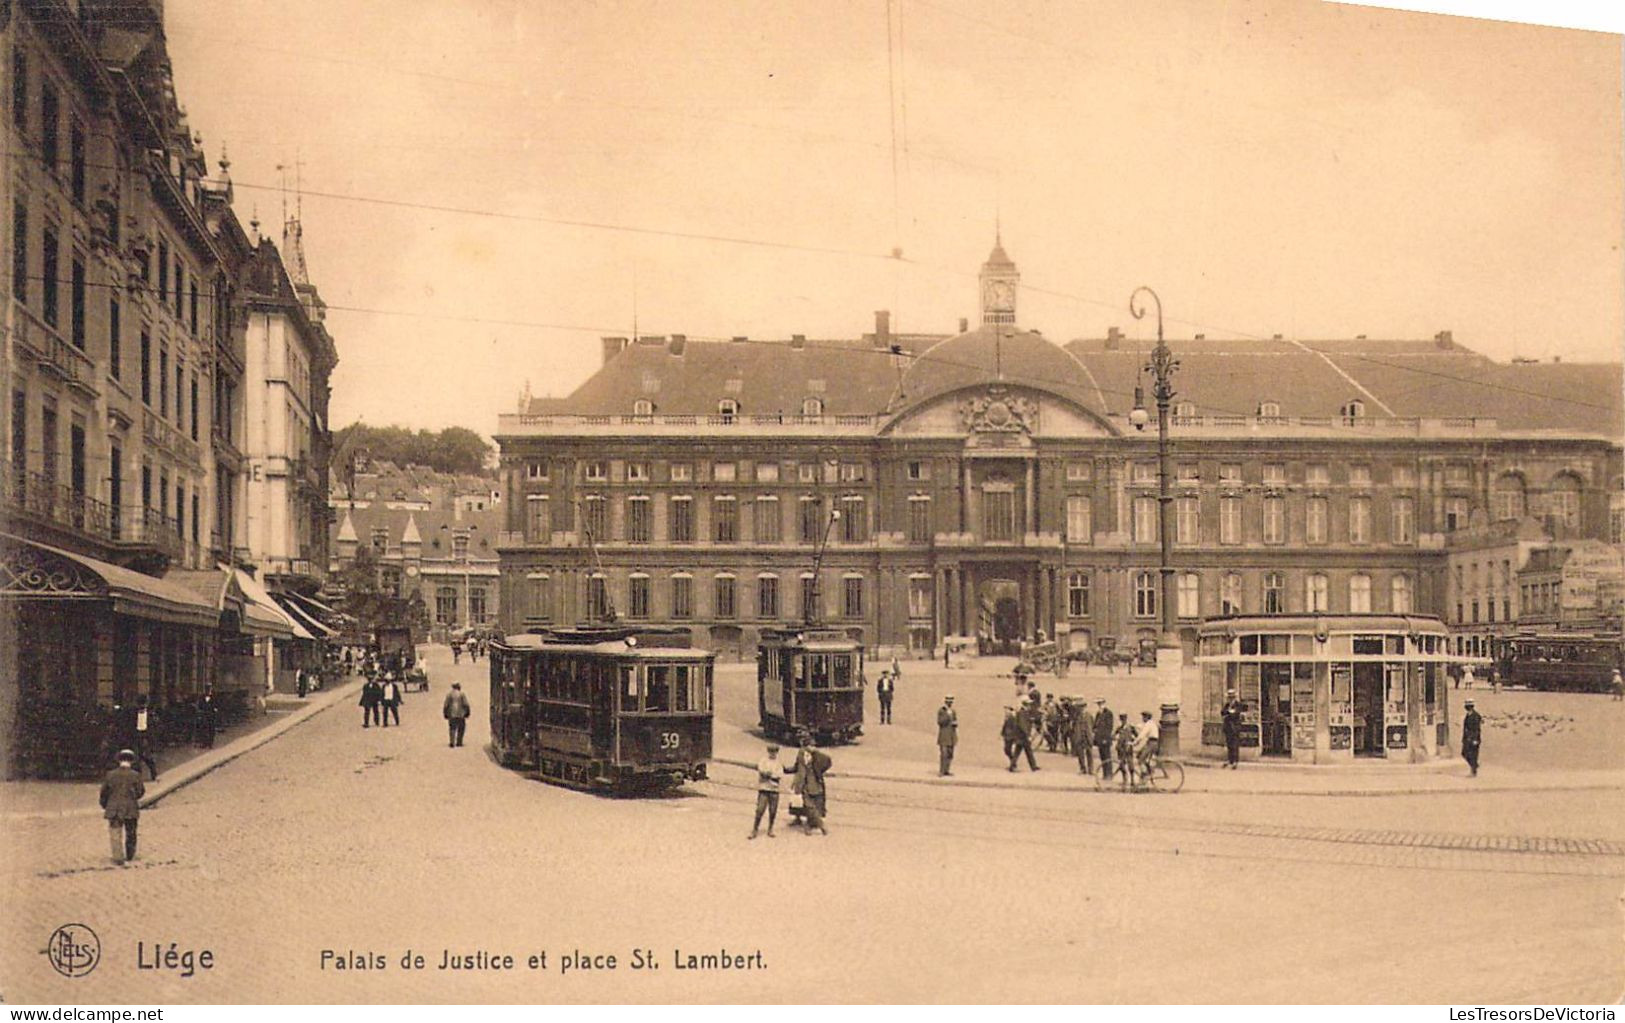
[495,243,1623,659]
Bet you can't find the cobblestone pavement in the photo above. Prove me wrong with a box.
[3,646,1620,1004]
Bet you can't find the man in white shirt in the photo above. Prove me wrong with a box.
[749,742,783,839]
[1133,710,1160,778]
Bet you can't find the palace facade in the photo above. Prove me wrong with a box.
[494,242,1623,660]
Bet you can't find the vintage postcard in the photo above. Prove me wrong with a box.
[2,0,1621,1007]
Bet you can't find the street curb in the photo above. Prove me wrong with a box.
[708,755,1624,798]
[2,680,364,823]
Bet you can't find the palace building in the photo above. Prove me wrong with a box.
[493,241,1623,660]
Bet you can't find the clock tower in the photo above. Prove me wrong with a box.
[979,233,1019,326]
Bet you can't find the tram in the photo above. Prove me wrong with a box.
[1493,633,1624,693]
[489,625,714,790]
[757,627,865,743]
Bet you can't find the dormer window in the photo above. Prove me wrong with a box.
[1257,400,1281,419]
[802,397,823,419]
[632,399,653,417]
[1340,399,1366,422]
[1174,401,1196,418]
[717,399,739,423]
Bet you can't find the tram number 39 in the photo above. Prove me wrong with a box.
[659,731,681,750]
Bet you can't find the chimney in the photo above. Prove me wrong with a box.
[1194,333,1205,341]
[668,334,686,357]
[1355,334,1367,340]
[601,336,628,366]
[790,334,806,350]
[874,310,891,349]
[1272,334,1283,341]
[1435,330,1454,349]
[958,317,969,333]
[731,335,748,343]
[1104,326,1123,350]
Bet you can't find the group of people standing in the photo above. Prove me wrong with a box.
[932,681,1165,781]
[358,674,404,728]
[750,731,833,838]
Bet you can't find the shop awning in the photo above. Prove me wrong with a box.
[233,568,303,640]
[274,594,335,639]
[0,533,221,627]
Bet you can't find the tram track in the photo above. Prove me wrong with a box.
[702,761,1625,865]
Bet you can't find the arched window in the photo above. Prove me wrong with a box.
[632,398,653,417]
[627,572,651,619]
[1548,473,1581,531]
[1348,573,1372,613]
[1491,473,1526,521]
[1263,572,1284,613]
[801,396,823,419]
[1391,574,1413,614]
[1305,572,1328,613]
[716,398,739,423]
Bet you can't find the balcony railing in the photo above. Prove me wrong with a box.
[497,411,878,436]
[14,306,99,399]
[0,460,210,569]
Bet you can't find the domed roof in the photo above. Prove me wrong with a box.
[893,324,1107,415]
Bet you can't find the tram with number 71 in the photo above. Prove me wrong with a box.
[489,625,714,790]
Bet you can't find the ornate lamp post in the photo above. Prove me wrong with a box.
[1128,286,1182,756]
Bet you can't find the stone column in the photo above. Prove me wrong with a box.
[1025,460,1036,536]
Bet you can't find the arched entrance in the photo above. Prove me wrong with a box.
[978,578,1022,655]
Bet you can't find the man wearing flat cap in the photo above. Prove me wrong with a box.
[750,740,783,839]
[99,749,145,865]
[937,695,958,776]
[1461,699,1483,777]
[1222,688,1246,769]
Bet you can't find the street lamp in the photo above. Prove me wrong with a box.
[1129,285,1183,756]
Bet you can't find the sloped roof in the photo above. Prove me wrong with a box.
[338,505,506,558]
[894,325,1107,415]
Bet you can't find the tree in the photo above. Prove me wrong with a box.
[329,423,494,476]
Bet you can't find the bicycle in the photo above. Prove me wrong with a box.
[1095,749,1185,793]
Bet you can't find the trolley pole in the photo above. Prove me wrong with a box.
[805,503,841,628]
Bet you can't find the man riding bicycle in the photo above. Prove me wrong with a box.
[1132,710,1160,781]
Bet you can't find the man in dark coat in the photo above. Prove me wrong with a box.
[1070,699,1095,775]
[875,670,895,724]
[786,732,831,834]
[99,749,146,864]
[359,679,382,728]
[194,688,218,749]
[1461,699,1483,777]
[936,695,958,776]
[1002,706,1039,772]
[443,682,471,747]
[1221,688,1245,769]
[1092,697,1114,780]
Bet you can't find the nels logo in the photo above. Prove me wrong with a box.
[46,924,101,978]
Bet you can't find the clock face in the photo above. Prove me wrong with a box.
[984,279,1015,309]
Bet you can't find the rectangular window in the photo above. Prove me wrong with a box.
[1349,465,1372,488]
[1175,497,1199,545]
[11,49,25,130]
[173,259,183,319]
[1134,573,1157,618]
[525,496,550,540]
[582,495,607,540]
[755,496,780,543]
[1306,574,1329,612]
[713,461,737,482]
[189,373,199,440]
[669,462,691,482]
[800,497,823,543]
[70,122,85,203]
[669,496,694,542]
[1219,463,1243,485]
[670,576,693,619]
[1263,496,1285,544]
[1444,464,1470,488]
[141,463,151,512]
[984,490,1016,542]
[627,496,651,543]
[11,201,25,304]
[69,256,84,349]
[1445,497,1468,533]
[40,82,58,169]
[801,575,818,621]
[757,576,779,619]
[41,227,58,326]
[713,496,738,542]
[908,576,933,618]
[1392,497,1414,545]
[797,463,817,483]
[1221,574,1242,615]
[908,496,932,543]
[628,576,650,619]
[840,496,866,542]
[1178,573,1200,618]
[159,347,169,416]
[626,461,649,482]
[756,462,779,483]
[158,240,168,302]
[140,332,151,405]
[1306,497,1328,544]
[1067,572,1090,617]
[1306,463,1329,487]
[714,576,736,619]
[1264,575,1284,613]
[1066,460,1092,482]
[1348,497,1371,544]
[1066,495,1091,543]
[1177,462,1199,484]
[1131,461,1156,485]
[189,280,199,335]
[1262,463,1286,486]
[525,462,549,481]
[174,361,183,427]
[1349,575,1372,613]
[842,577,864,618]
[585,576,609,621]
[1132,495,1157,544]
[1219,497,1241,545]
[907,460,930,481]
[839,462,866,482]
[108,296,121,379]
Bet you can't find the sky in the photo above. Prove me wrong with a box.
[161,0,1624,436]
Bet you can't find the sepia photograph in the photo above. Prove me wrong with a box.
[1,0,1621,1007]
